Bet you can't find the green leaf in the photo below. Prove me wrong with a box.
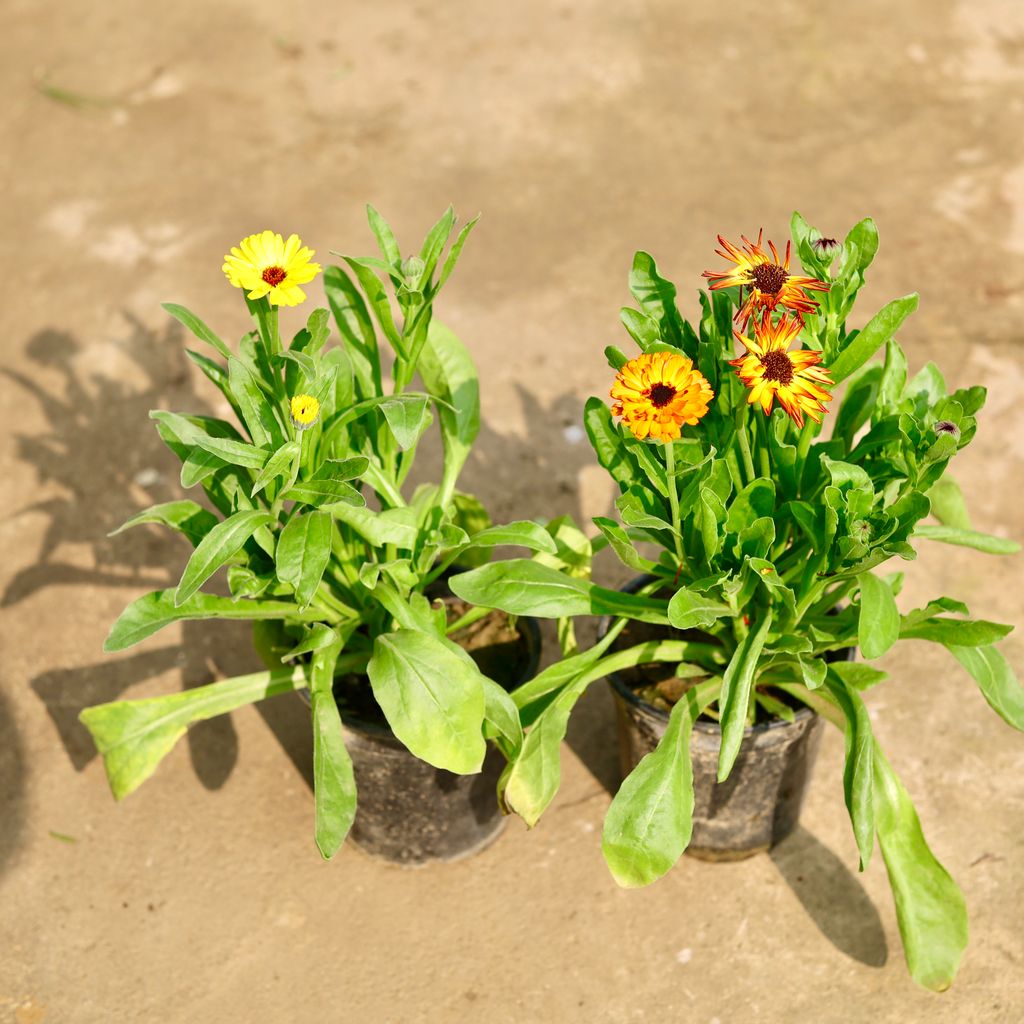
[584,398,637,492]
[250,441,300,498]
[175,510,273,606]
[367,630,486,773]
[420,320,479,483]
[601,691,697,888]
[329,503,419,548]
[717,609,774,782]
[828,661,887,691]
[105,590,318,652]
[667,588,732,630]
[912,524,1020,555]
[825,672,874,869]
[437,214,479,291]
[285,459,367,508]
[342,255,404,356]
[946,644,1024,731]
[873,751,967,991]
[163,302,232,361]
[228,357,280,447]
[857,570,900,660]
[925,477,971,530]
[80,664,307,799]
[592,517,659,574]
[450,559,670,623]
[109,500,218,548]
[366,203,401,266]
[481,677,523,758]
[280,623,340,662]
[194,434,269,471]
[829,294,919,385]
[629,251,684,349]
[455,520,558,555]
[418,205,456,281]
[900,617,1012,646]
[323,265,381,398]
[276,511,332,609]
[309,640,357,858]
[378,395,431,450]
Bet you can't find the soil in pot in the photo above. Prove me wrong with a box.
[603,597,852,862]
[295,597,540,867]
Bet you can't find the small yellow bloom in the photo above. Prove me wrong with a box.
[702,230,829,328]
[730,313,834,428]
[223,230,321,307]
[610,351,714,443]
[290,394,320,430]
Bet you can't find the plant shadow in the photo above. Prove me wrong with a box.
[770,825,888,967]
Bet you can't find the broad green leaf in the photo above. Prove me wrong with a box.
[163,302,232,361]
[276,511,332,609]
[900,617,1012,646]
[175,510,273,606]
[873,751,968,991]
[180,447,225,489]
[825,672,874,869]
[378,395,431,451]
[629,251,684,349]
[619,307,661,350]
[450,559,670,623]
[330,503,419,548]
[717,609,774,782]
[584,398,638,492]
[418,205,456,281]
[285,460,367,508]
[857,570,900,660]
[323,264,381,398]
[309,641,357,859]
[80,664,307,799]
[281,623,341,662]
[366,203,401,266]
[109,500,218,548]
[342,255,404,355]
[455,520,558,555]
[912,524,1020,555]
[667,588,732,630]
[194,434,269,470]
[829,294,919,385]
[228,357,280,447]
[367,630,486,773]
[105,590,319,652]
[481,676,523,758]
[829,661,888,691]
[925,477,971,530]
[602,691,697,887]
[946,644,1024,731]
[593,517,659,574]
[251,441,300,497]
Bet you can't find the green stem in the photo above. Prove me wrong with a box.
[735,407,756,484]
[446,604,493,634]
[663,440,684,564]
[756,413,771,479]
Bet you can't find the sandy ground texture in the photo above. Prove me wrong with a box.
[2,0,1024,1021]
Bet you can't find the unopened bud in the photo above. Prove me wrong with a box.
[933,420,960,440]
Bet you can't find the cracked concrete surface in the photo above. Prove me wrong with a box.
[1,1,1022,1021]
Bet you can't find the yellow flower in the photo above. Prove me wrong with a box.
[702,230,829,328]
[611,351,714,443]
[223,231,321,307]
[290,394,320,430]
[730,313,834,428]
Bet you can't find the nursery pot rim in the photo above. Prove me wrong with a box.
[598,573,852,735]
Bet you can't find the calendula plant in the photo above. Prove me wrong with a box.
[451,215,1021,990]
[81,207,558,858]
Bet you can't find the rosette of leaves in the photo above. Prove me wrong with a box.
[82,207,557,859]
[450,214,1021,991]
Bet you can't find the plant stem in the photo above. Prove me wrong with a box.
[735,407,756,484]
[446,604,493,634]
[663,440,685,565]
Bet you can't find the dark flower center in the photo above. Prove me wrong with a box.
[812,236,840,255]
[648,383,677,408]
[934,420,960,438]
[761,350,794,385]
[262,265,287,286]
[750,262,788,295]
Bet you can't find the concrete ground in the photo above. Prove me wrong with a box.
[2,0,1023,1020]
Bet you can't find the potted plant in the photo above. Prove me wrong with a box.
[450,215,1021,989]
[80,207,559,864]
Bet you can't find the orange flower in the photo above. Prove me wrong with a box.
[611,351,714,443]
[703,230,829,327]
[730,313,834,428]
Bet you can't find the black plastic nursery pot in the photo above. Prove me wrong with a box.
[601,577,853,862]
[280,603,541,866]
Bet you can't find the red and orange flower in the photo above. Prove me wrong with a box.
[703,231,829,327]
[730,313,834,428]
